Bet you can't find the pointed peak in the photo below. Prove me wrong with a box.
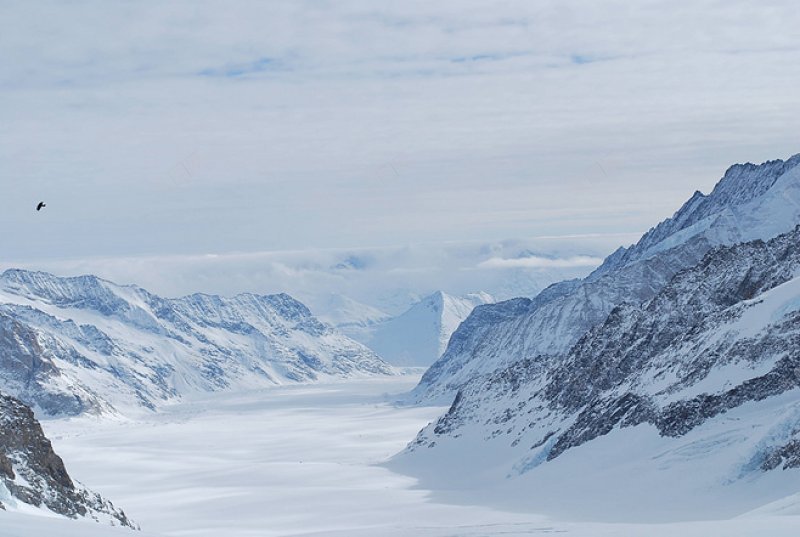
[422,291,447,309]
[712,154,800,202]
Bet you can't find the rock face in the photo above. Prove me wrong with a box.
[409,227,800,466]
[0,270,394,416]
[396,155,800,518]
[413,154,800,402]
[0,311,104,416]
[0,392,135,527]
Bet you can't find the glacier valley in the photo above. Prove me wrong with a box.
[1,376,799,537]
[3,155,800,535]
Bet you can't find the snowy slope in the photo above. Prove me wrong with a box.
[0,270,394,416]
[363,292,493,367]
[1,376,799,535]
[396,227,800,519]
[413,154,800,401]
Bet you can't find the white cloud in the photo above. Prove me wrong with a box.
[479,255,603,269]
[1,1,799,263]
[0,233,631,315]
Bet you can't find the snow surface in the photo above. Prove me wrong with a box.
[1,376,798,536]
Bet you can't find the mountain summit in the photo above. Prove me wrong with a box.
[413,154,800,402]
[363,291,493,367]
[394,154,800,519]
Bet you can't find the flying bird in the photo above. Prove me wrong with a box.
[36,202,46,211]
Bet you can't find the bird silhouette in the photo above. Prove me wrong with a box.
[36,202,46,211]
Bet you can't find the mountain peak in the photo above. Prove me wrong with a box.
[424,290,448,310]
[590,153,800,279]
[414,151,800,401]
[364,291,493,367]
[711,154,800,207]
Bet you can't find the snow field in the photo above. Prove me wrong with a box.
[0,375,796,536]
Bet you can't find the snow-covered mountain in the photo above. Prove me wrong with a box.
[0,270,394,417]
[413,154,800,402]
[362,292,493,367]
[0,392,135,526]
[396,224,800,519]
[391,153,800,518]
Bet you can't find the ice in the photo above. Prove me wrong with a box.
[2,375,798,536]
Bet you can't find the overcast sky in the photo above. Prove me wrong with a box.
[1,1,799,293]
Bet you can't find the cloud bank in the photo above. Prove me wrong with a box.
[1,233,632,316]
[479,255,604,269]
[1,1,799,265]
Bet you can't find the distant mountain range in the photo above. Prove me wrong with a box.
[313,293,393,341]
[0,270,394,417]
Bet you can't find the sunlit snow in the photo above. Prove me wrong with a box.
[1,376,797,536]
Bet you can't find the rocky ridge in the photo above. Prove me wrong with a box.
[413,154,800,402]
[406,225,800,486]
[0,269,394,416]
[0,392,135,527]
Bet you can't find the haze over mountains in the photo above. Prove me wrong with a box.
[356,291,494,367]
[6,237,613,325]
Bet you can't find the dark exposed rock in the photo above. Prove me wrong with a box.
[0,311,98,416]
[761,440,800,471]
[0,391,137,527]
[414,154,800,405]
[657,354,800,437]
[547,393,656,460]
[433,391,464,436]
[410,224,800,477]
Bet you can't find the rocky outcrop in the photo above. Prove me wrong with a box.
[0,392,136,527]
